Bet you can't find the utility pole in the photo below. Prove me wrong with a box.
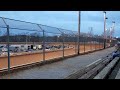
[78,11,81,55]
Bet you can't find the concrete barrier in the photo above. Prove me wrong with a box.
[65,58,106,79]
[65,53,113,79]
[94,57,120,79]
[79,58,112,79]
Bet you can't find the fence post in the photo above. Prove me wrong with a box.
[37,24,45,62]
[84,37,85,53]
[75,35,78,54]
[75,40,77,54]
[62,33,64,58]
[104,39,106,49]
[43,30,45,61]
[77,11,81,55]
[103,39,104,49]
[90,37,92,51]
[99,38,100,49]
[92,38,93,50]
[95,37,96,50]
[7,25,10,73]
[106,38,107,48]
[94,38,95,50]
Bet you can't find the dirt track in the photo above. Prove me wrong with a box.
[0,44,104,70]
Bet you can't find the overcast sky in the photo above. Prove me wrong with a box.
[0,11,119,37]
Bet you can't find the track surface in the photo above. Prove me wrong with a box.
[0,44,103,70]
[0,47,114,79]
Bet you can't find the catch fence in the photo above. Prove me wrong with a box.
[0,17,117,72]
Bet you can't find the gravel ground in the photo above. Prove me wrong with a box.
[0,47,115,79]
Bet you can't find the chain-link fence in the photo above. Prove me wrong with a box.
[0,17,117,72]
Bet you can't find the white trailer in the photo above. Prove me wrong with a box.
[33,45,37,50]
[36,45,42,50]
[21,44,30,51]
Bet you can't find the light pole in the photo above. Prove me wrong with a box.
[78,11,81,55]
[103,11,108,49]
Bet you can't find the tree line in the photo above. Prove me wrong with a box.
[0,33,105,43]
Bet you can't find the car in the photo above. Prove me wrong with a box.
[0,46,8,52]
